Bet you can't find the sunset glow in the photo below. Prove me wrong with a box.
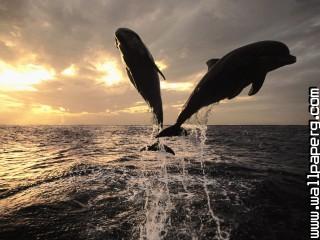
[0,0,312,125]
[31,104,66,114]
[61,64,77,76]
[0,3,312,238]
[160,81,193,91]
[0,61,54,91]
[120,103,150,113]
[155,60,168,71]
[96,61,123,86]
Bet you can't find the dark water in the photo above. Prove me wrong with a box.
[0,125,307,240]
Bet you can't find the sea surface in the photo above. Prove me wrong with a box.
[0,125,308,240]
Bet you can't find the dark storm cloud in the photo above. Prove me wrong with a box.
[0,0,319,124]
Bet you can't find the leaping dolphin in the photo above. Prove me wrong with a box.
[115,28,174,154]
[156,41,296,138]
[115,28,165,126]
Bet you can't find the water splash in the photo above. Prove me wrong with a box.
[187,105,214,126]
[139,156,173,239]
[198,124,224,240]
[139,127,173,240]
[185,106,230,240]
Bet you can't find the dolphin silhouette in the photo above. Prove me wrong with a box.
[115,28,174,154]
[115,28,165,127]
[156,41,296,138]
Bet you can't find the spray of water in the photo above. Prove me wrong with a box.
[186,106,229,240]
[139,125,173,240]
[199,125,223,240]
[139,156,173,239]
[139,105,231,239]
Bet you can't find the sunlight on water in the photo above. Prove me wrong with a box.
[0,125,307,239]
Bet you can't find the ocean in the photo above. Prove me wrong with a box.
[0,125,307,240]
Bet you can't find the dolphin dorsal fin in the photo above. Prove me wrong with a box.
[248,72,267,96]
[206,58,220,70]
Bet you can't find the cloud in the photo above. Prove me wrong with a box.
[119,102,150,114]
[0,0,319,124]
[160,81,194,92]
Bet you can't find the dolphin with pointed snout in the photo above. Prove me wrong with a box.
[157,41,296,138]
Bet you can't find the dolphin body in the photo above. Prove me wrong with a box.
[115,28,174,154]
[115,28,165,126]
[157,41,296,138]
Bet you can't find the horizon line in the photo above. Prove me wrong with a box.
[0,124,308,126]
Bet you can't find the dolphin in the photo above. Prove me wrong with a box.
[115,27,174,154]
[115,28,165,127]
[156,41,296,138]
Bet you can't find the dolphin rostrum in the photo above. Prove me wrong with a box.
[115,27,174,154]
[156,41,296,138]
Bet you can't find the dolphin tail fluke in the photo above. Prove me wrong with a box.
[162,144,175,155]
[140,141,175,155]
[156,124,187,138]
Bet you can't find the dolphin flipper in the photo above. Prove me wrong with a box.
[248,72,267,96]
[140,141,175,155]
[154,63,166,80]
[162,144,175,155]
[141,42,166,80]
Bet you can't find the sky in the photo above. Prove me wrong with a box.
[0,0,319,125]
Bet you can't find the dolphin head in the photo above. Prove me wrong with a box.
[115,28,143,52]
[255,41,296,71]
